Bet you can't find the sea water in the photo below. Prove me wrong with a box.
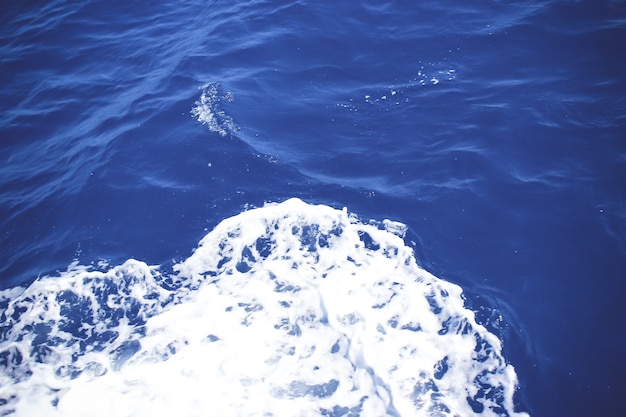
[2,1,625,416]
[1,199,527,416]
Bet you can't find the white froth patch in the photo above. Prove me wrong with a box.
[0,198,528,416]
[190,82,237,137]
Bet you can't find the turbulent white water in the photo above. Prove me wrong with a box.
[191,82,238,137]
[0,199,528,416]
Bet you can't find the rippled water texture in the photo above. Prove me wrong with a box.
[1,1,625,416]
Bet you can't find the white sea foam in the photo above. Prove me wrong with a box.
[356,65,457,109]
[0,199,528,416]
[190,82,237,137]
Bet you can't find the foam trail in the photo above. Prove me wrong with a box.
[0,198,528,416]
[190,82,237,137]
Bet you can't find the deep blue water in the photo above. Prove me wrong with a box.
[1,0,625,415]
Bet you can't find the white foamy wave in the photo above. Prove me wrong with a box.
[0,199,528,416]
[191,82,237,137]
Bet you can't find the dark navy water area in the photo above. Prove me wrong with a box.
[1,1,625,415]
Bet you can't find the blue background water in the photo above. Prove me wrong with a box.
[1,1,625,415]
